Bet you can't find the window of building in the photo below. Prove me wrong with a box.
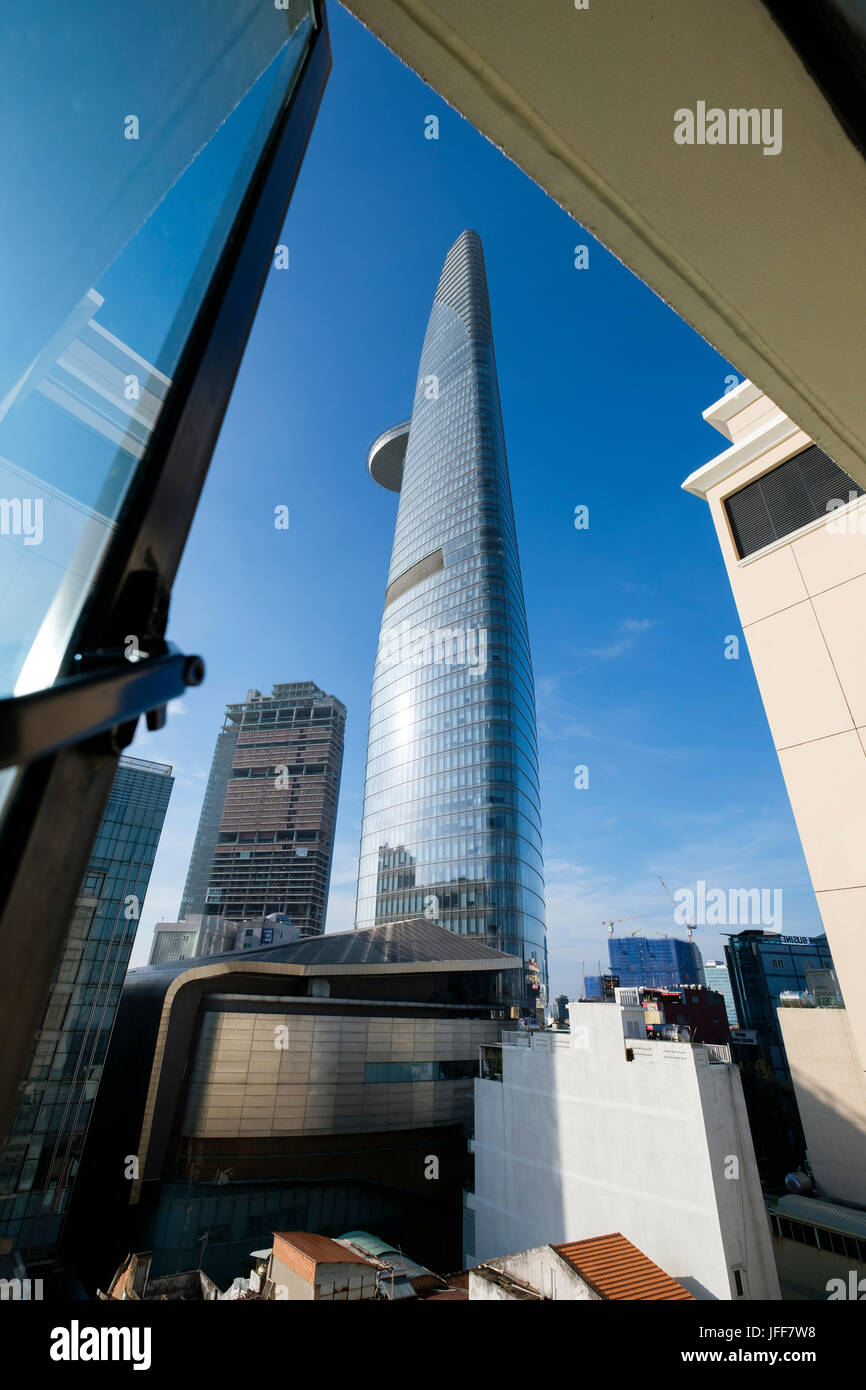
[364,1059,476,1084]
[723,444,863,559]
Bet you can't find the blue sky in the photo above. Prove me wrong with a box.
[129,4,823,992]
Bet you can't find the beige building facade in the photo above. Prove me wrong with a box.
[683,382,866,1204]
[683,381,866,1069]
[777,1007,866,1207]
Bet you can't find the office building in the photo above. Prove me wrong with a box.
[179,725,239,921]
[180,683,345,934]
[581,973,619,1002]
[471,992,779,1300]
[64,918,521,1292]
[0,756,173,1279]
[684,381,866,1085]
[703,959,739,1028]
[356,230,547,1014]
[724,929,836,1083]
[608,935,704,990]
[553,995,570,1026]
[147,913,309,965]
[148,915,237,965]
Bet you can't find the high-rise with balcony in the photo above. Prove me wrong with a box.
[181,683,345,934]
[356,231,547,1013]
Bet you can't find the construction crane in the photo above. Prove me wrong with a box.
[657,876,696,941]
[602,915,645,936]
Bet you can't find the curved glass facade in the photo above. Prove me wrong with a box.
[356,231,547,1011]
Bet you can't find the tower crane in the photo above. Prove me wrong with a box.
[657,876,697,942]
[602,915,645,936]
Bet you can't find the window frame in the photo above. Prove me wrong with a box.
[0,1,331,1138]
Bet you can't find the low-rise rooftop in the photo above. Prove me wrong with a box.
[552,1234,695,1301]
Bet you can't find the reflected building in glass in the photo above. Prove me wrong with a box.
[0,755,172,1279]
[356,230,547,1013]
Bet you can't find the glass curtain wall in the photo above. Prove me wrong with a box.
[356,231,547,1012]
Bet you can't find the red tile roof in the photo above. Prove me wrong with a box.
[552,1234,694,1301]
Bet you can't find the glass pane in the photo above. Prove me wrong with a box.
[0,0,315,699]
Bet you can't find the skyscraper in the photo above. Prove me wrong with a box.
[725,928,836,1083]
[181,683,345,934]
[356,231,547,1012]
[178,723,238,921]
[703,959,739,1029]
[0,755,173,1277]
[608,935,705,990]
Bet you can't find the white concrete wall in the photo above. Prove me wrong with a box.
[471,1004,779,1300]
[269,1257,313,1301]
[470,1245,595,1301]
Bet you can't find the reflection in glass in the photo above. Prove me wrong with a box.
[0,1,315,699]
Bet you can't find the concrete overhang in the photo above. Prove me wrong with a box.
[342,0,866,491]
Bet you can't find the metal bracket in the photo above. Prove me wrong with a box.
[0,642,205,768]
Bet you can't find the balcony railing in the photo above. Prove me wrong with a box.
[500,1031,571,1052]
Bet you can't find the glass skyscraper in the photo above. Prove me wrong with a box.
[608,935,705,990]
[356,230,547,1012]
[725,929,836,1082]
[0,755,172,1274]
[703,959,739,1029]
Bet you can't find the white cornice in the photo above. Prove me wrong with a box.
[682,412,802,498]
[701,379,763,439]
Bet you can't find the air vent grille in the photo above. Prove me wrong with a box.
[724,444,862,558]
